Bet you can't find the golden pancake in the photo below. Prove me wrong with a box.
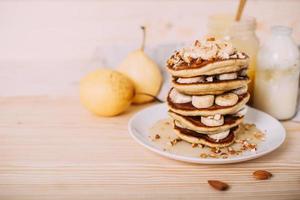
[172,78,250,95]
[174,124,238,148]
[169,111,243,134]
[167,58,249,77]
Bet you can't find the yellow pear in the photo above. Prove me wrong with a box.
[118,26,163,104]
[79,68,135,117]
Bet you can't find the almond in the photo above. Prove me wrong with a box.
[208,180,229,191]
[253,170,272,180]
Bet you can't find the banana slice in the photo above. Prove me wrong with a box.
[239,68,248,76]
[230,54,238,59]
[192,95,214,109]
[208,130,230,141]
[206,76,213,82]
[217,72,237,81]
[169,88,192,104]
[215,93,239,106]
[201,114,224,127]
[177,76,205,84]
[234,106,248,117]
[232,85,248,95]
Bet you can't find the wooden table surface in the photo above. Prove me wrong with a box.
[0,96,299,200]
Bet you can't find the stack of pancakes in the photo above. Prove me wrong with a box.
[166,38,250,148]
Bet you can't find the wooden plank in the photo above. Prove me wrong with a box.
[0,96,299,199]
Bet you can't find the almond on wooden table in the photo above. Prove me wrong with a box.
[253,170,272,180]
[207,180,229,191]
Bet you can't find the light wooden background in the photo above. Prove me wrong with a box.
[0,0,299,97]
[0,97,299,200]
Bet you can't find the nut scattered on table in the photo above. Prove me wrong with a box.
[253,170,272,180]
[208,180,229,191]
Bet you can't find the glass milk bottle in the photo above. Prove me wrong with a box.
[208,15,259,103]
[253,26,300,120]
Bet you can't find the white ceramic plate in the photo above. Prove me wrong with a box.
[128,103,286,164]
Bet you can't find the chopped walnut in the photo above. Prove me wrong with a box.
[194,40,201,47]
[234,139,242,144]
[240,146,247,151]
[227,147,236,155]
[244,123,255,131]
[192,143,198,148]
[254,131,265,140]
[207,37,216,41]
[222,155,228,159]
[211,147,221,154]
[200,153,208,158]
[248,143,257,149]
[209,153,217,158]
[220,152,229,159]
[166,38,246,67]
[169,138,182,146]
[154,134,160,140]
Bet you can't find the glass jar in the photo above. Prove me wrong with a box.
[253,26,300,120]
[207,14,259,103]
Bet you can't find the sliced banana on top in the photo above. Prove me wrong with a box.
[208,130,230,141]
[192,95,214,109]
[169,88,192,104]
[232,85,248,95]
[177,76,205,84]
[215,93,239,107]
[201,114,224,127]
[217,72,237,81]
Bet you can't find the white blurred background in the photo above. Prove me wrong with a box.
[0,0,299,97]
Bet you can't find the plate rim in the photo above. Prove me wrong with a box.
[128,103,286,164]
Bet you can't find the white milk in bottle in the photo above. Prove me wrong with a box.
[253,26,300,120]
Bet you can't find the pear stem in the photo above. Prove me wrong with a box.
[136,92,164,103]
[140,26,146,51]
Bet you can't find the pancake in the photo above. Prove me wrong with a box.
[172,77,250,95]
[168,92,250,116]
[174,124,238,148]
[169,111,243,134]
[167,58,249,77]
